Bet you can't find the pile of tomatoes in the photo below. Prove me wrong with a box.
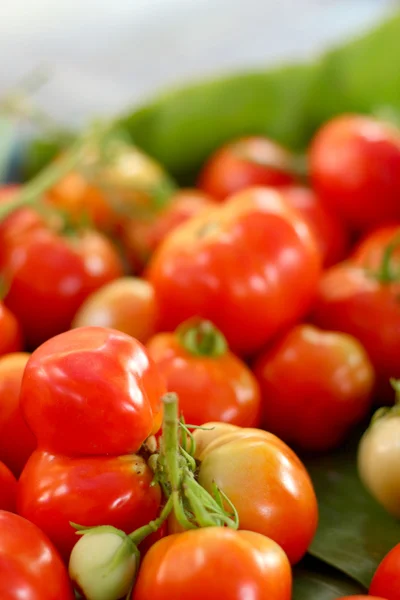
[1,112,400,600]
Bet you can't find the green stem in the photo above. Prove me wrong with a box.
[177,319,228,358]
[129,495,174,546]
[369,235,400,284]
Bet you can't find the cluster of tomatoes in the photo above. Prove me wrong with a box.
[0,113,400,599]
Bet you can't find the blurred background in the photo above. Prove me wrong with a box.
[0,0,398,126]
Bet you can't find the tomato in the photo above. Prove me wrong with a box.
[312,261,400,404]
[132,528,292,600]
[351,224,400,271]
[0,510,75,599]
[335,597,387,600]
[0,460,17,512]
[147,319,261,427]
[72,277,158,344]
[197,136,296,200]
[3,228,124,348]
[253,324,375,452]
[147,187,321,356]
[0,302,23,356]
[369,543,400,600]
[0,352,35,476]
[309,114,400,232]
[281,185,350,267]
[192,424,318,564]
[20,326,165,456]
[122,188,215,272]
[17,450,162,561]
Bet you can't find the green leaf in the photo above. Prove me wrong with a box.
[305,432,400,589]
[118,12,400,184]
[0,116,17,183]
[294,557,365,599]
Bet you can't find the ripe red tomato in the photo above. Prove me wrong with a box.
[132,528,292,600]
[369,543,400,600]
[17,450,162,560]
[312,261,400,404]
[281,185,349,267]
[0,352,36,476]
[72,277,158,344]
[122,188,216,272]
[351,224,400,271]
[192,424,318,564]
[0,510,75,599]
[309,114,400,232]
[3,228,124,348]
[0,461,17,512]
[147,319,261,427]
[20,327,166,456]
[0,302,23,356]
[197,136,296,200]
[253,324,375,452]
[147,187,321,356]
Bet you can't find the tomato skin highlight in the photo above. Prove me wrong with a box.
[20,327,165,456]
[0,303,23,357]
[281,185,350,267]
[146,320,261,427]
[147,187,321,356]
[0,510,75,599]
[0,352,35,477]
[0,461,17,512]
[312,263,400,404]
[17,450,162,561]
[3,228,124,349]
[369,543,400,600]
[194,425,318,564]
[310,114,400,232]
[197,136,296,200]
[132,527,292,600]
[253,324,375,452]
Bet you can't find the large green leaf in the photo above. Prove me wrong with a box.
[293,557,365,599]
[118,12,400,183]
[305,433,400,589]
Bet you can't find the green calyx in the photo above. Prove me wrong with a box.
[370,378,400,425]
[177,319,228,358]
[367,235,400,284]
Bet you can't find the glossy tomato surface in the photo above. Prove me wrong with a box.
[197,136,296,200]
[147,187,321,356]
[147,319,261,427]
[193,425,318,564]
[0,510,74,599]
[3,228,123,348]
[0,303,23,357]
[310,114,400,232]
[369,543,400,600]
[0,461,17,512]
[20,327,165,456]
[17,450,162,560]
[132,528,292,600]
[253,324,375,452]
[0,352,35,476]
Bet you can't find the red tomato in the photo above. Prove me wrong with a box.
[147,318,261,427]
[281,185,350,267]
[132,528,292,600]
[0,510,74,599]
[0,352,35,476]
[312,262,400,404]
[122,188,216,272]
[0,302,23,356]
[197,136,296,200]
[309,114,400,232]
[253,324,375,452]
[369,543,400,600]
[0,461,17,512]
[17,450,162,560]
[20,327,165,456]
[351,224,400,271]
[72,277,158,344]
[3,228,124,348]
[193,424,318,564]
[147,187,321,356]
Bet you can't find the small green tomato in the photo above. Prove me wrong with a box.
[69,526,138,600]
[358,400,400,519]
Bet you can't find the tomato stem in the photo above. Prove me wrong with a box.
[177,319,228,358]
[129,495,174,546]
[369,235,400,283]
